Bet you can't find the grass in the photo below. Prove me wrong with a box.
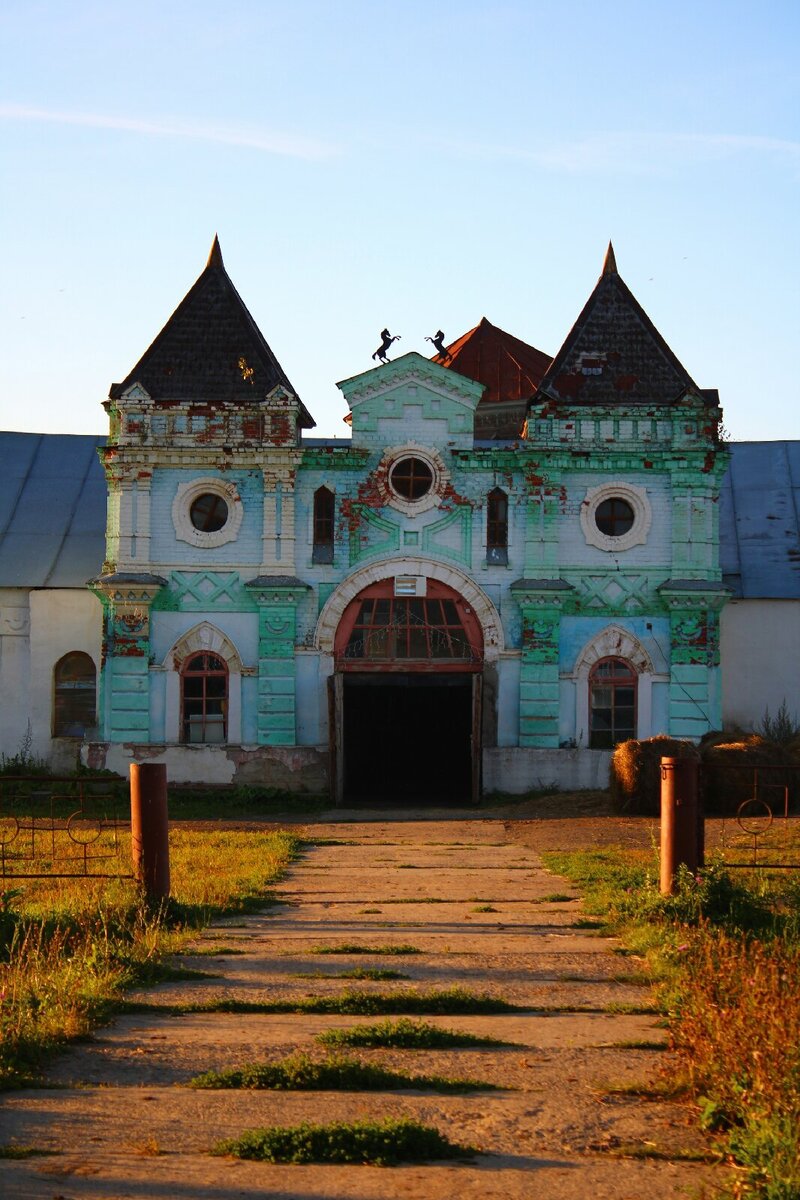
[166,786,327,820]
[294,966,409,981]
[316,1017,518,1050]
[212,1117,478,1165]
[471,904,498,913]
[598,1142,719,1163]
[309,942,422,955]
[0,1144,57,1159]
[543,844,800,1200]
[189,1051,497,1092]
[164,986,524,1017]
[0,829,300,1088]
[176,945,247,957]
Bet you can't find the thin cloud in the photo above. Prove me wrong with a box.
[445,130,800,174]
[0,104,338,161]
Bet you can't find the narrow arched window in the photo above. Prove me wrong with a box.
[53,652,96,737]
[181,652,228,743]
[312,486,335,564]
[487,488,508,564]
[589,657,637,749]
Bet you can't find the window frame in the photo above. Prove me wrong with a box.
[389,456,434,503]
[580,482,651,553]
[312,486,335,564]
[172,476,243,548]
[588,655,637,749]
[53,651,97,738]
[486,487,509,565]
[180,651,229,744]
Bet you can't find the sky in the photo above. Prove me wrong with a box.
[0,0,798,441]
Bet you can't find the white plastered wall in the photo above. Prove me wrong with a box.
[0,588,32,758]
[29,589,103,765]
[721,600,800,730]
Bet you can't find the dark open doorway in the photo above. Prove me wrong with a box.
[341,673,473,804]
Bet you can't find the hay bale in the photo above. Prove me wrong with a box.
[611,736,700,816]
[700,735,799,816]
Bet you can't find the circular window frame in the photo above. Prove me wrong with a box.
[173,477,243,548]
[580,482,651,552]
[382,443,448,516]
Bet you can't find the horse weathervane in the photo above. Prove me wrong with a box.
[425,330,451,363]
[372,328,401,364]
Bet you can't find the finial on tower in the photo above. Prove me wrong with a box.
[602,241,618,275]
[207,234,224,268]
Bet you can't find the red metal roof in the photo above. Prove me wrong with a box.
[433,318,551,405]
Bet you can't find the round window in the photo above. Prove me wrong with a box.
[595,497,634,538]
[389,457,433,501]
[190,493,229,532]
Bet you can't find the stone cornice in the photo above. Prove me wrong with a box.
[658,579,731,611]
[245,576,310,604]
[88,572,166,604]
[510,578,574,608]
[101,445,303,478]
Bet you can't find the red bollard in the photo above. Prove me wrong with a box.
[660,756,701,895]
[130,763,171,901]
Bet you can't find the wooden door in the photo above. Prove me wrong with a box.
[327,673,344,806]
[471,673,483,806]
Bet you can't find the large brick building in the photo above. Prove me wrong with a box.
[1,241,797,799]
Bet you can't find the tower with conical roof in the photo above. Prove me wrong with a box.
[512,244,729,750]
[92,239,313,753]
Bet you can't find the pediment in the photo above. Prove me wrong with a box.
[120,381,152,403]
[338,352,484,412]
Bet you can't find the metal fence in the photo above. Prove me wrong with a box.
[709,765,800,871]
[0,776,131,880]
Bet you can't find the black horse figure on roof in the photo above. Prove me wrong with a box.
[425,330,451,363]
[372,329,401,364]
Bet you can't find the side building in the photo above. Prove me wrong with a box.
[0,241,797,796]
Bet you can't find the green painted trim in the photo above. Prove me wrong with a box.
[301,447,370,469]
[349,505,401,566]
[153,571,258,613]
[421,505,472,566]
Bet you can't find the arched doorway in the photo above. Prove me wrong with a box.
[330,578,484,804]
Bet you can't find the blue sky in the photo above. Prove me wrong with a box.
[1,0,798,440]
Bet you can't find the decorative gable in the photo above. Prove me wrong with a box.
[337,352,484,450]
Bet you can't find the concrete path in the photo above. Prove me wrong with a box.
[0,819,719,1199]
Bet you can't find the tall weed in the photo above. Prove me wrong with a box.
[670,929,800,1198]
[543,846,800,1198]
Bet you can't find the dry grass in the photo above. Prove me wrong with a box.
[0,829,299,1087]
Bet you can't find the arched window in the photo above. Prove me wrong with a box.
[487,488,508,565]
[589,657,637,748]
[312,486,335,564]
[181,652,228,743]
[335,579,484,671]
[53,652,96,737]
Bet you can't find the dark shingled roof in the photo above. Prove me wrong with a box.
[109,238,315,428]
[534,243,707,407]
